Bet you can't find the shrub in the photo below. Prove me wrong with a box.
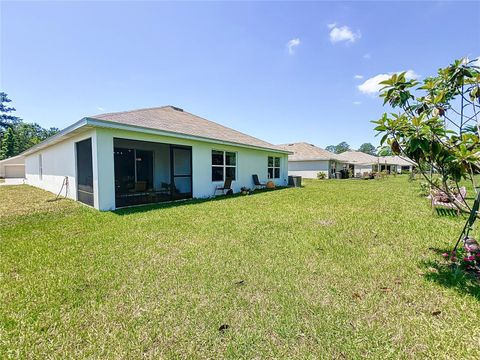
[317,172,327,180]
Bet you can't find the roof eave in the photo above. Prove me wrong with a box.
[86,117,290,154]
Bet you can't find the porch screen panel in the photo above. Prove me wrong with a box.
[76,138,94,206]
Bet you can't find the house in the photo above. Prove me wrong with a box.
[337,151,416,175]
[336,151,378,176]
[378,155,416,173]
[22,106,290,210]
[278,142,346,179]
[0,154,25,178]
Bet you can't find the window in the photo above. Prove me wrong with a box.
[38,154,43,180]
[212,150,236,181]
[268,156,281,179]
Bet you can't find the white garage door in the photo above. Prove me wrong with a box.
[5,165,25,178]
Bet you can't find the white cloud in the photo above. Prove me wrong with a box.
[353,101,362,105]
[287,38,300,55]
[328,24,360,44]
[357,70,419,95]
[363,53,371,60]
[97,106,105,112]
[354,75,364,80]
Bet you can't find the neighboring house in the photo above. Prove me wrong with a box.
[0,154,25,178]
[378,155,416,173]
[22,106,289,210]
[336,151,378,176]
[278,142,345,179]
[337,151,416,175]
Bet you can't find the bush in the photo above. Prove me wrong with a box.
[317,172,327,180]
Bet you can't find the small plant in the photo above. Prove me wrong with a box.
[317,172,327,180]
[240,186,251,195]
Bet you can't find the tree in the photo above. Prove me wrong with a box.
[0,127,16,159]
[377,146,393,156]
[372,58,480,214]
[335,141,350,154]
[358,142,377,156]
[326,142,351,154]
[12,122,59,154]
[325,145,336,153]
[0,92,20,129]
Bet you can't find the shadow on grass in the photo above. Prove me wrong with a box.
[112,187,291,216]
[434,208,461,217]
[422,257,480,301]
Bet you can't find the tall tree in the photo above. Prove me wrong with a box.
[325,145,336,153]
[0,92,20,129]
[358,142,377,156]
[334,141,350,154]
[326,142,351,154]
[0,127,16,159]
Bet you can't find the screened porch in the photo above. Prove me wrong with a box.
[113,138,192,208]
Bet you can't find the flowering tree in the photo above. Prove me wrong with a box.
[372,58,480,212]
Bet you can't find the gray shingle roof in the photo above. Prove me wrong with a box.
[378,155,416,166]
[89,106,286,152]
[336,151,379,165]
[277,142,343,161]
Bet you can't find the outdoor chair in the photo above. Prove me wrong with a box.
[214,177,233,196]
[252,174,266,189]
[431,186,467,215]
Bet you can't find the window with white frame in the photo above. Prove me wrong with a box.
[38,154,43,180]
[212,150,236,181]
[268,156,280,179]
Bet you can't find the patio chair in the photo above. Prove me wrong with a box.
[252,174,266,189]
[214,177,233,196]
[431,186,467,215]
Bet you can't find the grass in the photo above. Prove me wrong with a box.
[1,177,480,359]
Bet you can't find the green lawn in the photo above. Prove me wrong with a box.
[1,177,480,358]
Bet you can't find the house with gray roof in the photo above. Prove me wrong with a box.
[278,142,346,179]
[22,106,289,210]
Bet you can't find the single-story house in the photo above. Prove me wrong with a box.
[337,151,416,175]
[378,155,416,173]
[278,142,346,179]
[22,106,290,210]
[0,154,25,178]
[336,151,378,176]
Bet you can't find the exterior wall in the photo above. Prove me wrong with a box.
[0,155,25,178]
[353,165,374,176]
[95,128,288,210]
[24,130,97,203]
[287,160,330,179]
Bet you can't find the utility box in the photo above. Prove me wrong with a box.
[288,175,302,187]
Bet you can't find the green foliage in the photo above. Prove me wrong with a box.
[317,171,327,180]
[326,141,350,154]
[0,121,59,160]
[0,127,15,159]
[372,58,480,210]
[358,142,377,155]
[0,92,20,129]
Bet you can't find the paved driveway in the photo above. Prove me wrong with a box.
[0,178,25,186]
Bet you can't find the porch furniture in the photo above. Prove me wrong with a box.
[214,177,233,196]
[135,181,147,192]
[431,186,467,215]
[252,174,266,189]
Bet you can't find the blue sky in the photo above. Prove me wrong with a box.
[1,1,479,149]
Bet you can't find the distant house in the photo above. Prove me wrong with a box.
[336,151,378,176]
[0,154,25,178]
[21,106,290,210]
[337,151,415,175]
[278,142,345,179]
[378,155,416,173]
